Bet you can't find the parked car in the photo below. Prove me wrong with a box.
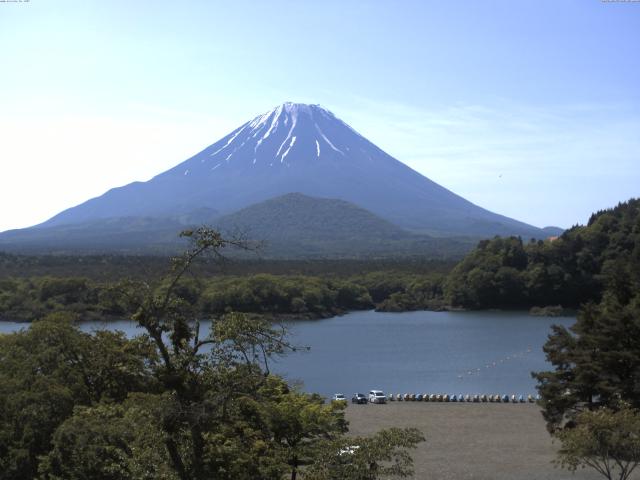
[332,393,347,402]
[351,393,367,404]
[369,390,387,404]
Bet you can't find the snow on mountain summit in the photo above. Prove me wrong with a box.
[183,102,373,174]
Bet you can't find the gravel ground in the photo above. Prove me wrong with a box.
[345,402,609,480]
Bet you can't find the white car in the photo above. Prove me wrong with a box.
[368,390,387,404]
[332,393,347,402]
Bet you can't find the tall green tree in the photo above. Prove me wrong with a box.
[116,228,297,480]
[0,312,156,480]
[533,296,640,430]
[258,377,348,480]
[38,396,177,480]
[305,427,425,480]
[554,405,640,480]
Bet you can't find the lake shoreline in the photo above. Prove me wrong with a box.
[0,304,577,325]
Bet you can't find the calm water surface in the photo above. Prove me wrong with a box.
[0,310,574,398]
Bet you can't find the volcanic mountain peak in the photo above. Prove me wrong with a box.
[28,101,548,241]
[250,102,327,126]
[247,102,343,137]
[184,102,372,175]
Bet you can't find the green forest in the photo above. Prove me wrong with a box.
[0,271,449,323]
[444,199,640,310]
[2,199,639,322]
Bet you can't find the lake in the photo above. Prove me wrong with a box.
[0,310,574,399]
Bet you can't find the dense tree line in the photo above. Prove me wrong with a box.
[0,252,455,282]
[444,199,640,310]
[0,272,452,322]
[201,275,373,317]
[0,229,424,480]
[352,271,446,312]
[0,276,125,322]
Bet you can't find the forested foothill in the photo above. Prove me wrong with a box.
[444,198,640,311]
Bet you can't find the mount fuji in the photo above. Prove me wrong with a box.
[1,102,551,255]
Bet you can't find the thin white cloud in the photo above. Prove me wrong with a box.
[334,98,640,227]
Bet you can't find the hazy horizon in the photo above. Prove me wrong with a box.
[1,1,638,232]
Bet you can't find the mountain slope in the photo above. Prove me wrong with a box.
[0,209,219,254]
[542,226,565,237]
[214,193,472,258]
[217,193,407,241]
[37,102,547,239]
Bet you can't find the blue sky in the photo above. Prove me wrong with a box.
[1,0,638,231]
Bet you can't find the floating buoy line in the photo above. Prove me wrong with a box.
[354,346,540,405]
[457,345,534,380]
